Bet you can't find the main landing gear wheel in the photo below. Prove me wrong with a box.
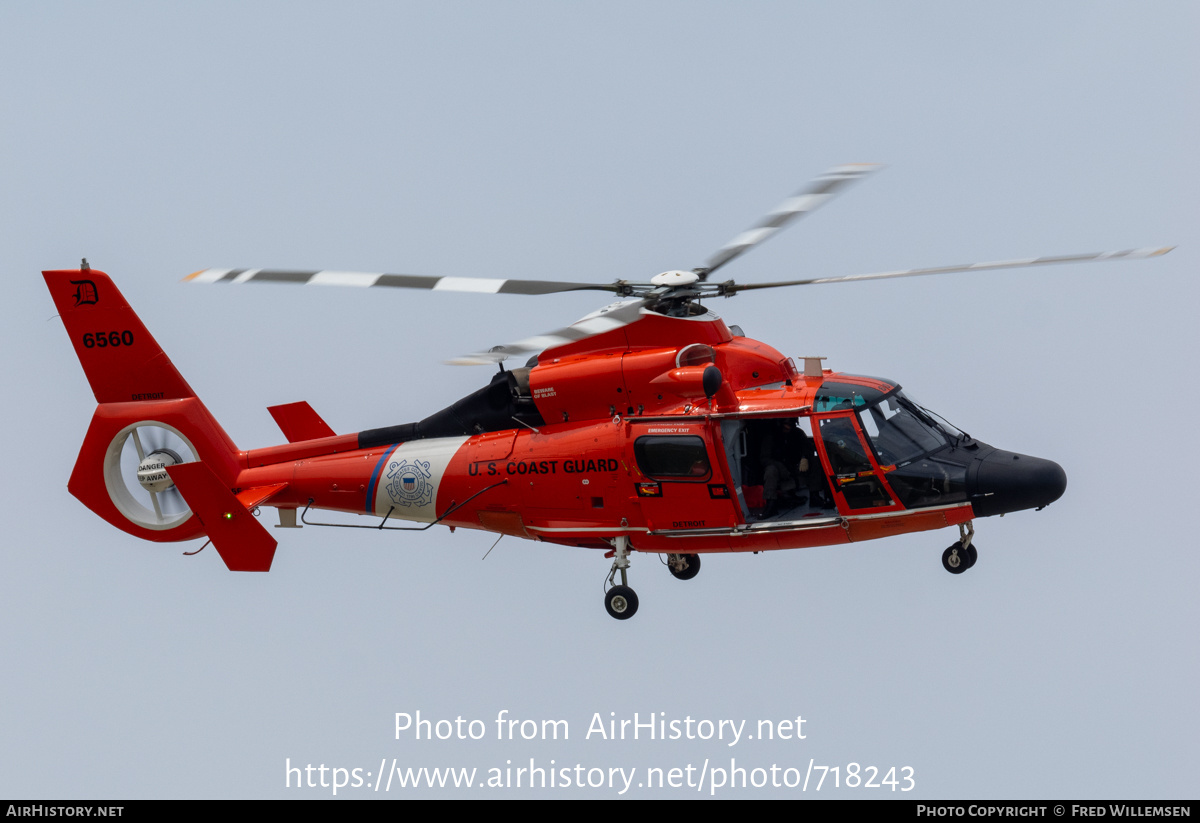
[942,541,977,574]
[605,585,639,620]
[603,535,640,620]
[667,553,701,581]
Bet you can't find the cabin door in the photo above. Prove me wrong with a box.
[628,422,738,532]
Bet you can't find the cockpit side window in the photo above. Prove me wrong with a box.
[818,416,873,474]
[817,415,897,510]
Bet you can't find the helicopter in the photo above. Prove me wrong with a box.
[44,164,1172,619]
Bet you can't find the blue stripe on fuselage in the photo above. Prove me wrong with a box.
[365,443,402,513]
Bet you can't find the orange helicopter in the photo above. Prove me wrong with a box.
[44,164,1172,619]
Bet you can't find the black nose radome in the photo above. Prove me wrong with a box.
[968,449,1067,517]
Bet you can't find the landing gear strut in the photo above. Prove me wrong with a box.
[604,535,639,620]
[942,521,978,574]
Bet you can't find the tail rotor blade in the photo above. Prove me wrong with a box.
[145,426,166,452]
[130,428,147,461]
[161,486,187,514]
[149,490,164,523]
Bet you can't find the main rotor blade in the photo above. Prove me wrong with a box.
[701,163,882,279]
[185,269,624,296]
[724,247,1176,294]
[448,300,648,365]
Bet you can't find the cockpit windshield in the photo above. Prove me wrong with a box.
[814,376,966,472]
[814,380,890,411]
[857,390,950,466]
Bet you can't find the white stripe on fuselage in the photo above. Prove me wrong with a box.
[372,437,467,522]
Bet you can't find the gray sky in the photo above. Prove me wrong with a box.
[2,1,1197,798]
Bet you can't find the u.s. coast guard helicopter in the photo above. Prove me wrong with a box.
[44,164,1171,619]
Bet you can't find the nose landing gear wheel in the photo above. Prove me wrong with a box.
[605,585,639,620]
[942,541,976,574]
[667,553,701,581]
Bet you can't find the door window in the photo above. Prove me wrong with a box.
[817,416,897,510]
[634,435,711,481]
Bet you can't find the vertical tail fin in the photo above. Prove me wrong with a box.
[44,268,196,404]
[46,267,245,543]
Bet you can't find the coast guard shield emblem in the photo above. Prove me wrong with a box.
[385,459,434,508]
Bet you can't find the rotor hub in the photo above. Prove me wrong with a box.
[651,270,700,287]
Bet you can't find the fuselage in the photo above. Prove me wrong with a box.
[225,303,1066,554]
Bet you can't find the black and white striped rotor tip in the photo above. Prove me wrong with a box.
[700,163,883,278]
[446,300,649,366]
[184,268,622,296]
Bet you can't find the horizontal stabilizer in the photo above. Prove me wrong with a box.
[236,483,289,509]
[267,401,336,442]
[167,463,277,572]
